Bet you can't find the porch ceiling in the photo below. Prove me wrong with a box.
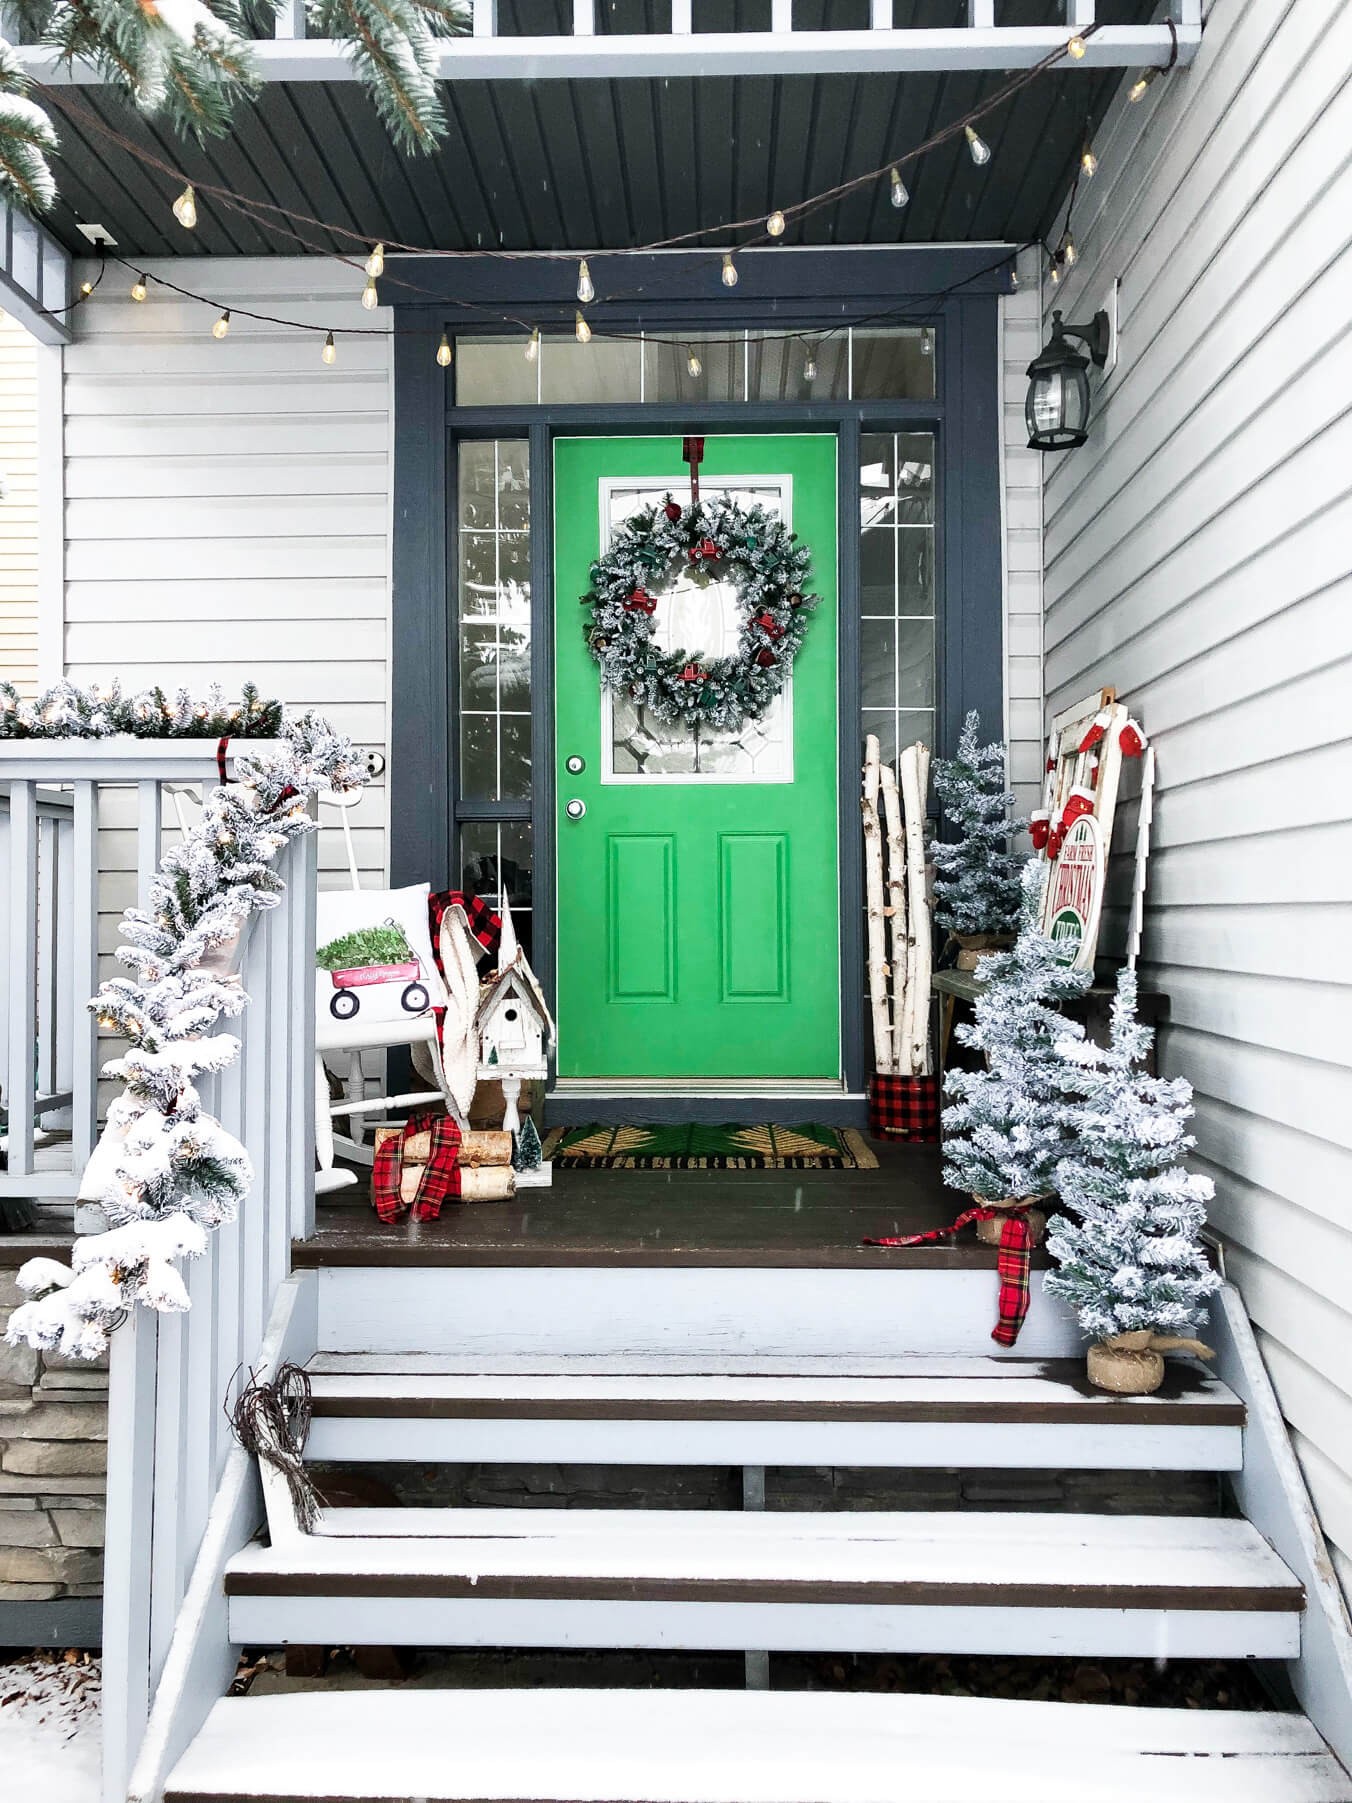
[39,1,1154,262]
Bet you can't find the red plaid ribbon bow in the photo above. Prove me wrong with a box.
[372,1111,463,1223]
[865,1203,1035,1348]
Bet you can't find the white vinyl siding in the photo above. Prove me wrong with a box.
[1000,246,1045,820]
[1040,0,1352,1594]
[62,258,391,894]
[0,309,40,693]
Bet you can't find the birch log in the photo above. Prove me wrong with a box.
[879,762,908,1079]
[898,742,933,1076]
[861,735,893,1074]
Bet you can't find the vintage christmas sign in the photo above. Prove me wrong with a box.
[1044,813,1105,970]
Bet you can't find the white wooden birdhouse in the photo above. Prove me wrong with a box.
[473,895,556,1134]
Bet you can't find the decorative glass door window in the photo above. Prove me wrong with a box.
[859,431,936,762]
[598,477,794,783]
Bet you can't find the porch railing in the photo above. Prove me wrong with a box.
[0,740,317,1802]
[13,1,1202,81]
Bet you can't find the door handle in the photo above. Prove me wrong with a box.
[565,798,587,821]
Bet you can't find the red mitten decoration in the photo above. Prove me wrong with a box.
[1120,718,1147,758]
[1029,810,1052,852]
[1061,785,1095,827]
[1047,822,1066,860]
[1078,708,1112,754]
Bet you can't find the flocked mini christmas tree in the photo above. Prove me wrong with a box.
[512,1116,542,1175]
[930,710,1026,938]
[941,862,1092,1205]
[1046,968,1222,1385]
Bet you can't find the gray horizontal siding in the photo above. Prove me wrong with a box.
[1041,0,1352,1593]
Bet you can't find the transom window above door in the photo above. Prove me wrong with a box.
[454,326,936,407]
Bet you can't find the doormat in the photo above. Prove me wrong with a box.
[541,1123,878,1171]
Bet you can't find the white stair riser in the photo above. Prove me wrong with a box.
[316,1267,1086,1359]
[304,1415,1244,1471]
[227,1594,1300,1660]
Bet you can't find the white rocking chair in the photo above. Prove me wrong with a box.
[312,789,462,1198]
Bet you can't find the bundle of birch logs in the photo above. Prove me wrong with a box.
[862,735,933,1079]
[371,1125,517,1203]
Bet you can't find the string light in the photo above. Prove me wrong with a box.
[1049,258,1062,285]
[576,259,595,304]
[1059,234,1077,268]
[436,332,453,367]
[212,309,230,339]
[575,310,591,344]
[1129,68,1159,103]
[1067,34,1086,59]
[803,346,818,383]
[365,243,385,278]
[721,253,739,288]
[321,331,337,365]
[361,276,379,311]
[1080,145,1099,179]
[964,125,992,167]
[686,348,702,378]
[889,167,909,210]
[525,327,540,362]
[79,279,93,296]
[130,274,147,302]
[172,184,197,229]
[766,209,786,237]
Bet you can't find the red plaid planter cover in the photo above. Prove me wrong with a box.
[868,1072,940,1142]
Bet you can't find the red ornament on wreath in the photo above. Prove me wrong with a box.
[579,489,821,731]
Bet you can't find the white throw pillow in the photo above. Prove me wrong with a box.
[314,883,446,1051]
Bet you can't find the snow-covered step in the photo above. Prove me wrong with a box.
[313,1265,1088,1359]
[163,1689,1352,1803]
[303,1355,1245,1470]
[225,1508,1303,1660]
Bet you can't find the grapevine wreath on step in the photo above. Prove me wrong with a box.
[581,493,820,731]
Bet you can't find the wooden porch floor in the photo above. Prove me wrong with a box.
[295,1144,1038,1270]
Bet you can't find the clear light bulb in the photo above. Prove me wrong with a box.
[365,243,385,279]
[721,253,738,288]
[1009,267,1020,290]
[1067,33,1086,59]
[321,331,337,365]
[766,209,786,237]
[1049,259,1061,285]
[1061,236,1077,267]
[803,348,817,382]
[172,184,197,229]
[889,167,909,209]
[577,259,594,304]
[436,332,453,368]
[687,348,702,378]
[212,310,230,340]
[362,276,379,311]
[1081,146,1098,178]
[920,327,933,357]
[79,280,93,297]
[1129,70,1154,104]
[525,327,540,363]
[130,274,148,302]
[964,125,991,166]
[575,310,591,344]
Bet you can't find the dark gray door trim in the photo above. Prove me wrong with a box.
[389,254,1007,1125]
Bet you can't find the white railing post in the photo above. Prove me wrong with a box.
[101,1306,159,1803]
[273,0,306,37]
[70,781,99,1167]
[5,779,37,1178]
[472,0,497,35]
[288,830,318,1244]
[572,0,595,35]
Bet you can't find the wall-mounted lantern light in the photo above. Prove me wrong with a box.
[1025,308,1112,451]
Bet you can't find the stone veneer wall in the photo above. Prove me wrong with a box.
[0,1259,107,1625]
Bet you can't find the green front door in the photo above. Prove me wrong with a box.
[554,434,840,1082]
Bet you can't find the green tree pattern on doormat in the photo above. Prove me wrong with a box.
[541,1124,878,1171]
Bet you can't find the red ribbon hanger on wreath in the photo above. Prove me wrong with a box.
[682,435,705,506]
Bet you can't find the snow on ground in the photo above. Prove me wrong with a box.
[0,1653,101,1803]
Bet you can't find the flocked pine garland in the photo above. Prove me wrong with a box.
[5,710,365,1361]
[0,678,282,740]
[581,494,819,732]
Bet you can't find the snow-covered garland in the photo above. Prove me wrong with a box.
[5,711,365,1362]
[0,678,281,740]
[581,495,819,731]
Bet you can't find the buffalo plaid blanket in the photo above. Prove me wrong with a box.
[372,1110,463,1223]
[428,889,502,971]
[865,1202,1034,1347]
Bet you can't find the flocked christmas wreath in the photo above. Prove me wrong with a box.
[581,494,819,730]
